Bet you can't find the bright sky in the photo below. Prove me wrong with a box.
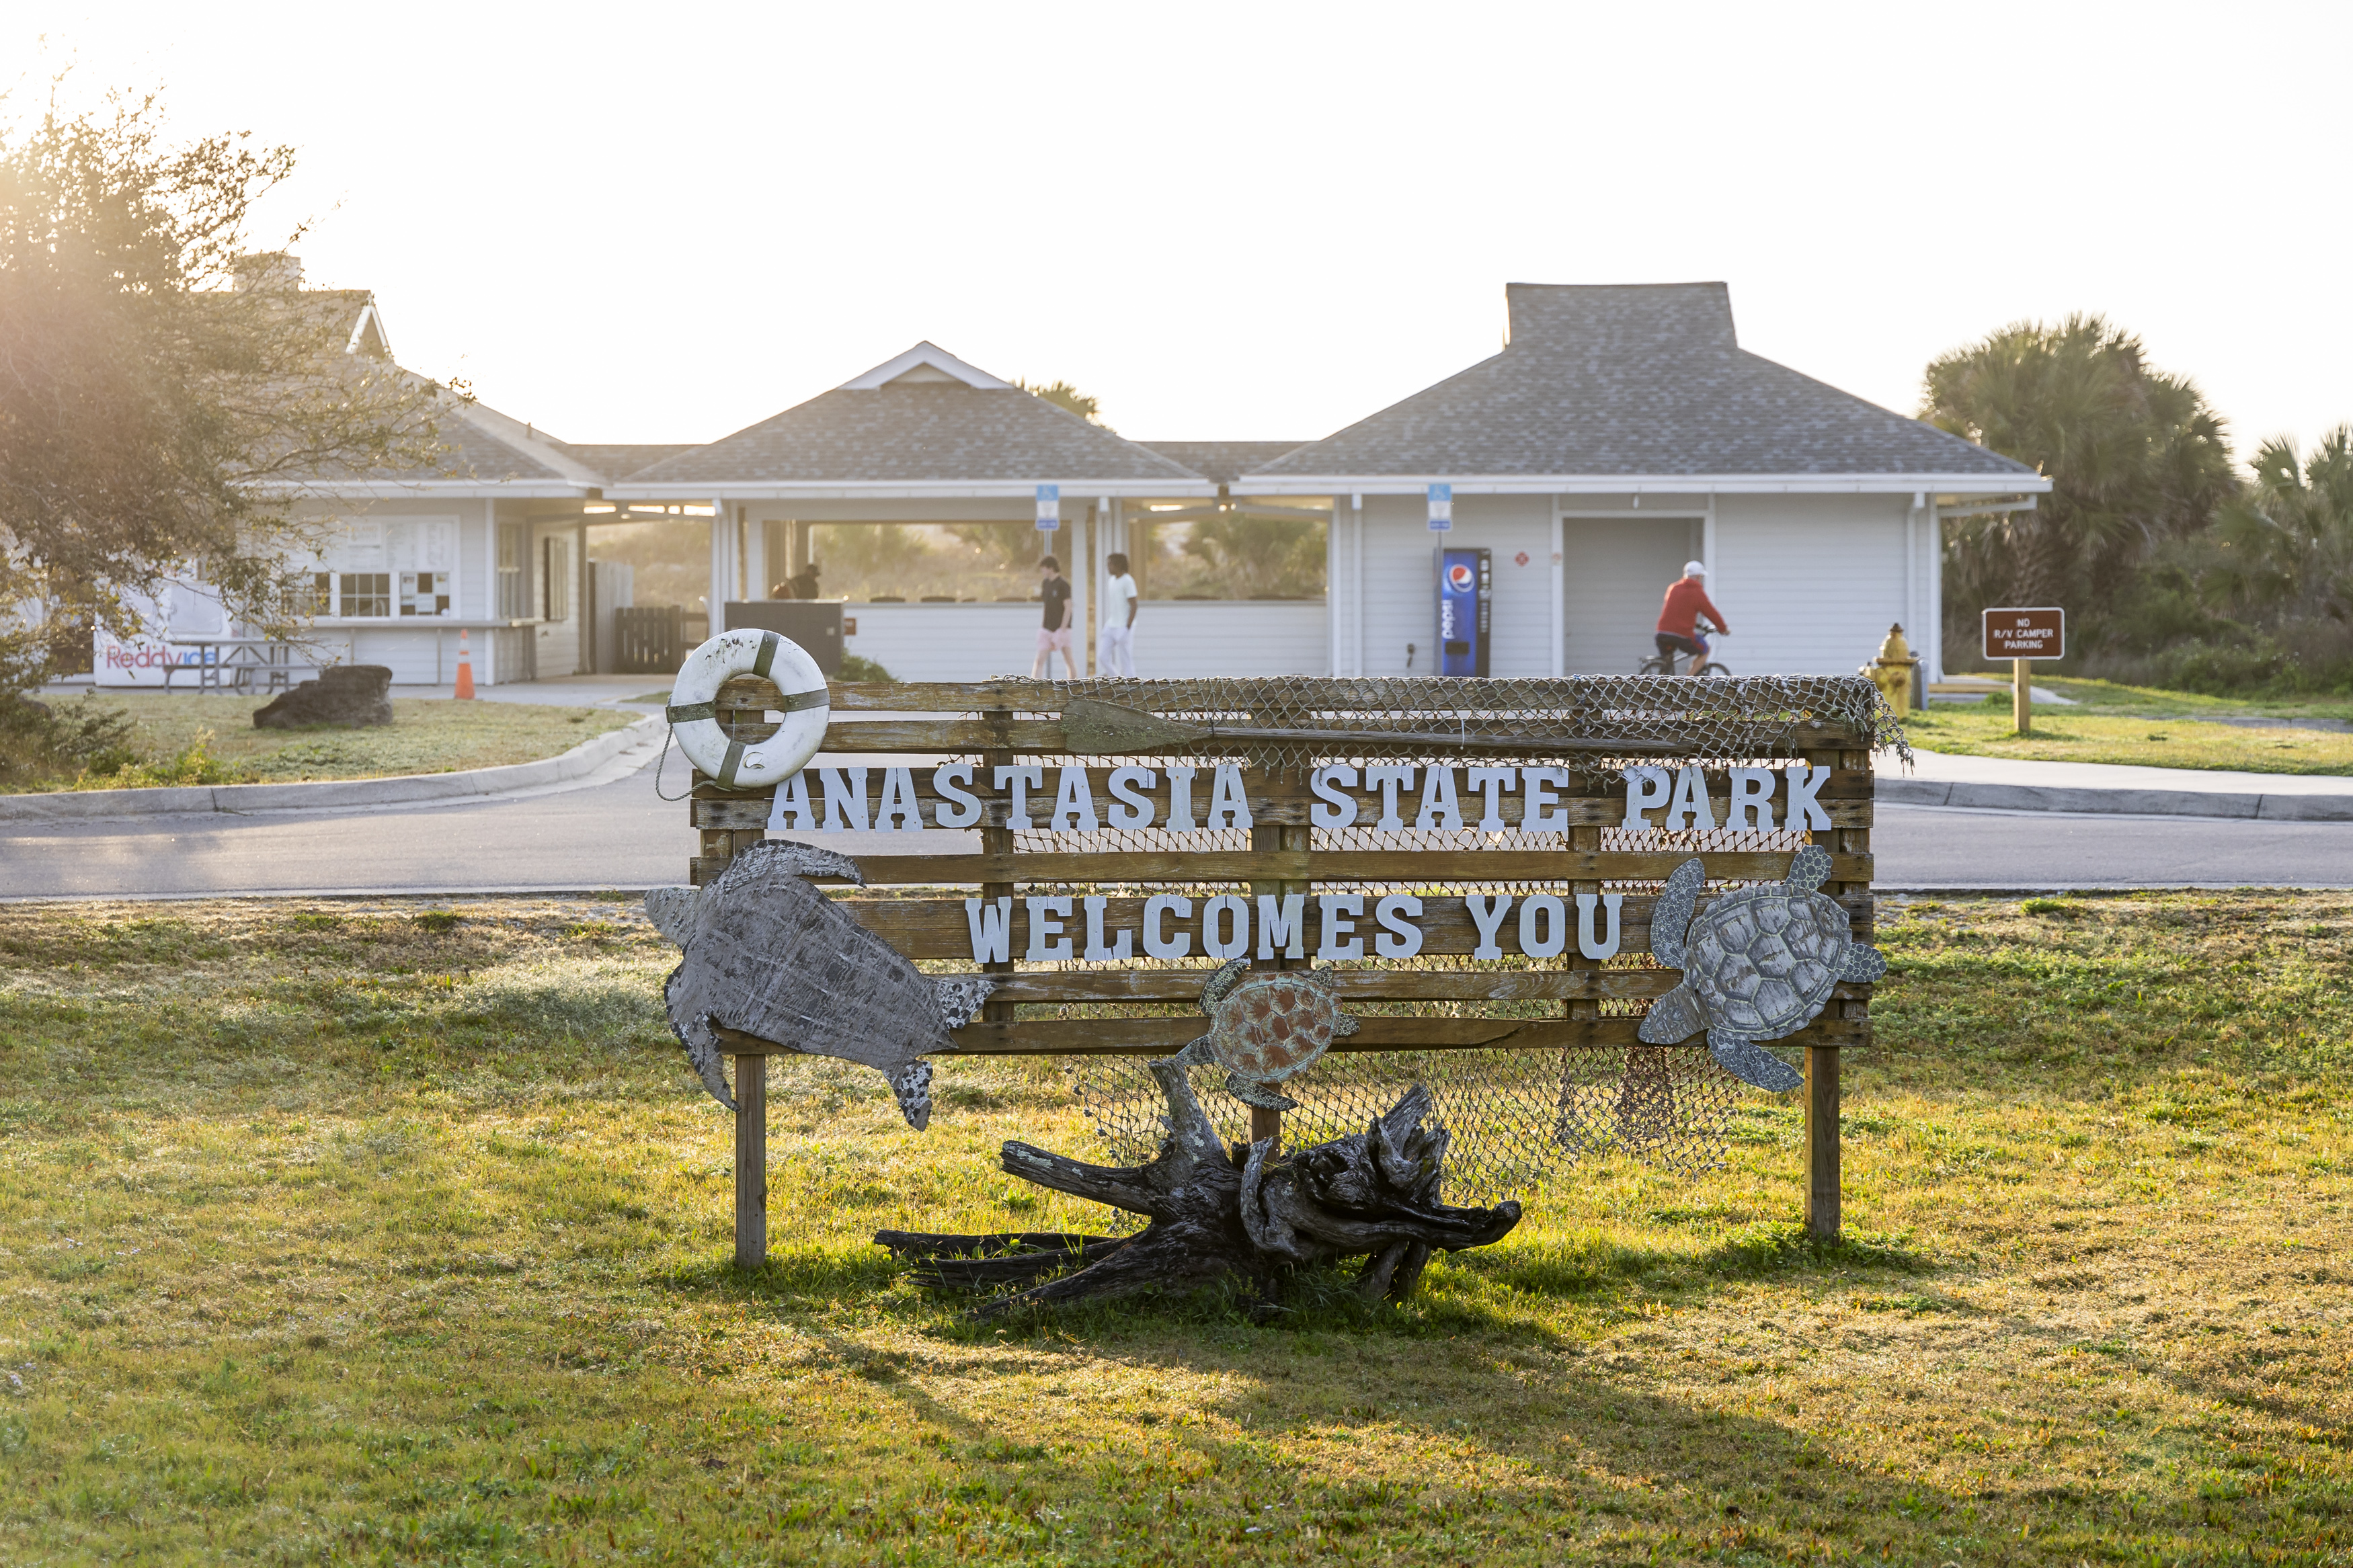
[13,2,2350,461]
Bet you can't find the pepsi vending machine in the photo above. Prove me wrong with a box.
[1435,547,1491,677]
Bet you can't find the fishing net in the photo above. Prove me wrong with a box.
[1065,1044,1751,1208]
[992,671,1911,776]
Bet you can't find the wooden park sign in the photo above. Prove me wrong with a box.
[670,673,1892,1297]
[1983,607,2065,733]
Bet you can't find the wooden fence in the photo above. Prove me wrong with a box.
[614,606,683,674]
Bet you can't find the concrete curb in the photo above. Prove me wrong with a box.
[1878,774,2353,821]
[0,716,662,824]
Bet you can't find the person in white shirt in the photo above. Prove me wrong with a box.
[1099,553,1139,677]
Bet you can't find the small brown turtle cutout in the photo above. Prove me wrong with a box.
[1164,956,1361,1111]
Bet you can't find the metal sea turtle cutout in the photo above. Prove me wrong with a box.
[651,840,995,1128]
[1637,845,1887,1093]
[1163,956,1361,1112]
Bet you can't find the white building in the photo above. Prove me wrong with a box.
[109,279,2040,687]
[1243,283,2043,684]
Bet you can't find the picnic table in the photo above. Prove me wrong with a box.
[159,639,309,694]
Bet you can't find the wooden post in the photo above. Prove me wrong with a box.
[1802,744,1858,1243]
[1803,1043,1839,1240]
[1244,771,1309,1153]
[695,673,785,1266]
[2013,657,2030,734]
[734,1053,767,1268]
[978,706,1017,1057]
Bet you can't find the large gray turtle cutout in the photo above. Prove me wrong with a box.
[651,840,993,1128]
[1638,845,1887,1092]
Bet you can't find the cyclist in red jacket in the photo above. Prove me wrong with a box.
[1655,561,1728,676]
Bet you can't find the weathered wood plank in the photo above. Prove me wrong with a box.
[838,849,1872,886]
[834,888,1871,958]
[686,764,1874,830]
[933,1014,1868,1056]
[820,679,1874,741]
[810,718,1883,759]
[688,794,1874,832]
[983,967,1876,1004]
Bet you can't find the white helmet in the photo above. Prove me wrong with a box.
[1683,560,1706,578]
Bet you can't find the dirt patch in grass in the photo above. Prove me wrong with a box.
[1,891,2350,1562]
[0,694,639,793]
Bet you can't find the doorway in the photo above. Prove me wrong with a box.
[1560,515,1702,673]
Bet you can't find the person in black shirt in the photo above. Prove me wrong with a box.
[1031,554,1075,679]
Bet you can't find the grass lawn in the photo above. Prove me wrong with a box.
[4,893,2351,1563]
[7,694,640,793]
[1906,694,2353,774]
[1953,675,2353,724]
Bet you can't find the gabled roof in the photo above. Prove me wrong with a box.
[835,340,1013,391]
[629,343,1203,489]
[1248,282,2040,485]
[1140,441,1310,485]
[435,401,606,486]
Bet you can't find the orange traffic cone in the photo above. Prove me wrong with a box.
[454,628,476,699]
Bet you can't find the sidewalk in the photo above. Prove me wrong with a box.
[1882,748,2353,821]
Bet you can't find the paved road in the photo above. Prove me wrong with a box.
[1870,802,2353,889]
[1,747,698,899]
[11,756,2353,898]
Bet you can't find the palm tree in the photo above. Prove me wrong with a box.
[1923,315,2235,618]
[2199,426,2353,626]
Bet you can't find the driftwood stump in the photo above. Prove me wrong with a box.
[876,1063,1521,1317]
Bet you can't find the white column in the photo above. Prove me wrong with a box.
[1350,495,1365,677]
[744,512,768,602]
[1326,502,1341,677]
[1548,501,1565,678]
[1927,499,1944,682]
[483,498,500,686]
[708,500,733,633]
[1067,497,1092,677]
[576,521,590,675]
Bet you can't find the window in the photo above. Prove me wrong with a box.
[286,572,331,616]
[400,571,450,616]
[315,517,459,618]
[543,535,571,622]
[1131,509,1328,601]
[497,523,529,619]
[339,573,393,617]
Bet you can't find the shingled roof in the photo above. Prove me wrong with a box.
[1139,441,1309,484]
[557,443,699,484]
[1249,283,2036,483]
[631,341,1202,489]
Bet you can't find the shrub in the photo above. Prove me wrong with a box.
[0,693,138,789]
[837,654,896,683]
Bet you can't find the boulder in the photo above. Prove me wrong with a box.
[253,665,394,729]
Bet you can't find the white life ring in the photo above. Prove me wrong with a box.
[665,629,830,789]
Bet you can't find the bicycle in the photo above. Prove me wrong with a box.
[1636,627,1732,679]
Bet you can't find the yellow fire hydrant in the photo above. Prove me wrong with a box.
[1862,624,1922,711]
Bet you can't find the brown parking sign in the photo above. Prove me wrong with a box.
[1983,607,2065,660]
